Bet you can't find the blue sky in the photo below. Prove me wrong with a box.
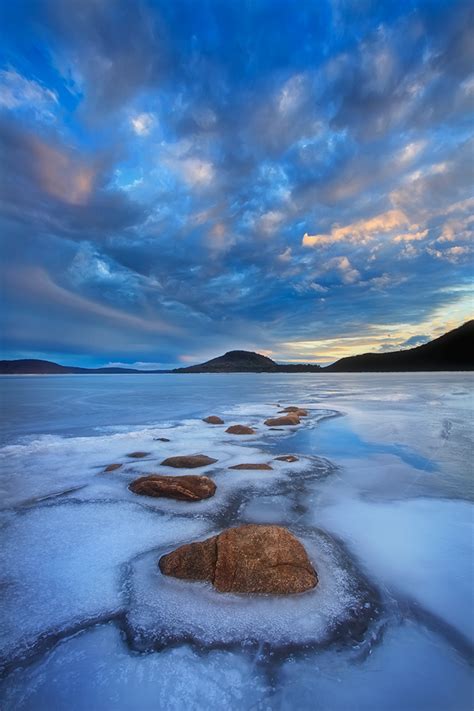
[0,0,472,367]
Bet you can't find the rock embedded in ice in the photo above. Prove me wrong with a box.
[264,415,300,427]
[127,527,376,648]
[203,416,224,425]
[225,425,256,435]
[129,474,216,501]
[104,463,122,472]
[229,463,273,470]
[160,454,218,468]
[127,451,150,458]
[274,455,299,462]
[282,406,308,416]
[159,524,318,594]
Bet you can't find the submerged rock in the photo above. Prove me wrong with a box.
[127,451,150,458]
[229,463,273,470]
[104,463,122,472]
[274,455,299,463]
[129,474,216,501]
[203,416,224,425]
[159,524,318,594]
[160,454,218,468]
[264,415,300,427]
[225,425,256,435]
[154,437,171,442]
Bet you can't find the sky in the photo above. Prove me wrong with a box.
[0,0,472,368]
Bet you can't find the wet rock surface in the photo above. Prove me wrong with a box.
[203,416,225,425]
[159,524,318,594]
[160,454,218,468]
[274,455,299,463]
[129,474,216,501]
[126,451,150,459]
[264,415,300,427]
[225,425,256,435]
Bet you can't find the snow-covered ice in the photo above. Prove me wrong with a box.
[0,372,472,710]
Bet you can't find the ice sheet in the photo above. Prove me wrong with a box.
[0,502,208,667]
[277,621,474,711]
[0,623,270,711]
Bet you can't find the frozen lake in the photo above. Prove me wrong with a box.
[0,373,473,710]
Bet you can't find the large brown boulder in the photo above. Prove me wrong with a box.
[159,524,318,594]
[282,406,308,416]
[225,425,256,435]
[129,474,216,501]
[229,463,273,470]
[160,454,218,468]
[203,416,224,425]
[264,415,300,427]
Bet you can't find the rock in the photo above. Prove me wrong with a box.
[160,454,218,468]
[129,474,216,501]
[154,437,171,442]
[229,463,273,470]
[282,406,308,416]
[225,425,256,435]
[159,524,318,594]
[203,416,224,425]
[264,415,300,427]
[160,537,217,581]
[274,455,299,462]
[127,451,150,458]
[104,463,122,472]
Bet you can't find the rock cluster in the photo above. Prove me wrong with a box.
[114,403,315,597]
[159,524,318,594]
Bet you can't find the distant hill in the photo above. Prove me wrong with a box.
[326,320,474,372]
[1,322,472,375]
[173,350,321,373]
[0,359,169,375]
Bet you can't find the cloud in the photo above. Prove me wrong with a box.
[303,210,411,246]
[0,68,59,122]
[1,0,473,366]
[130,112,155,136]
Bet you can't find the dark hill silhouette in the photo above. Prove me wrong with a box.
[326,320,474,372]
[173,350,321,373]
[173,350,277,373]
[0,359,168,375]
